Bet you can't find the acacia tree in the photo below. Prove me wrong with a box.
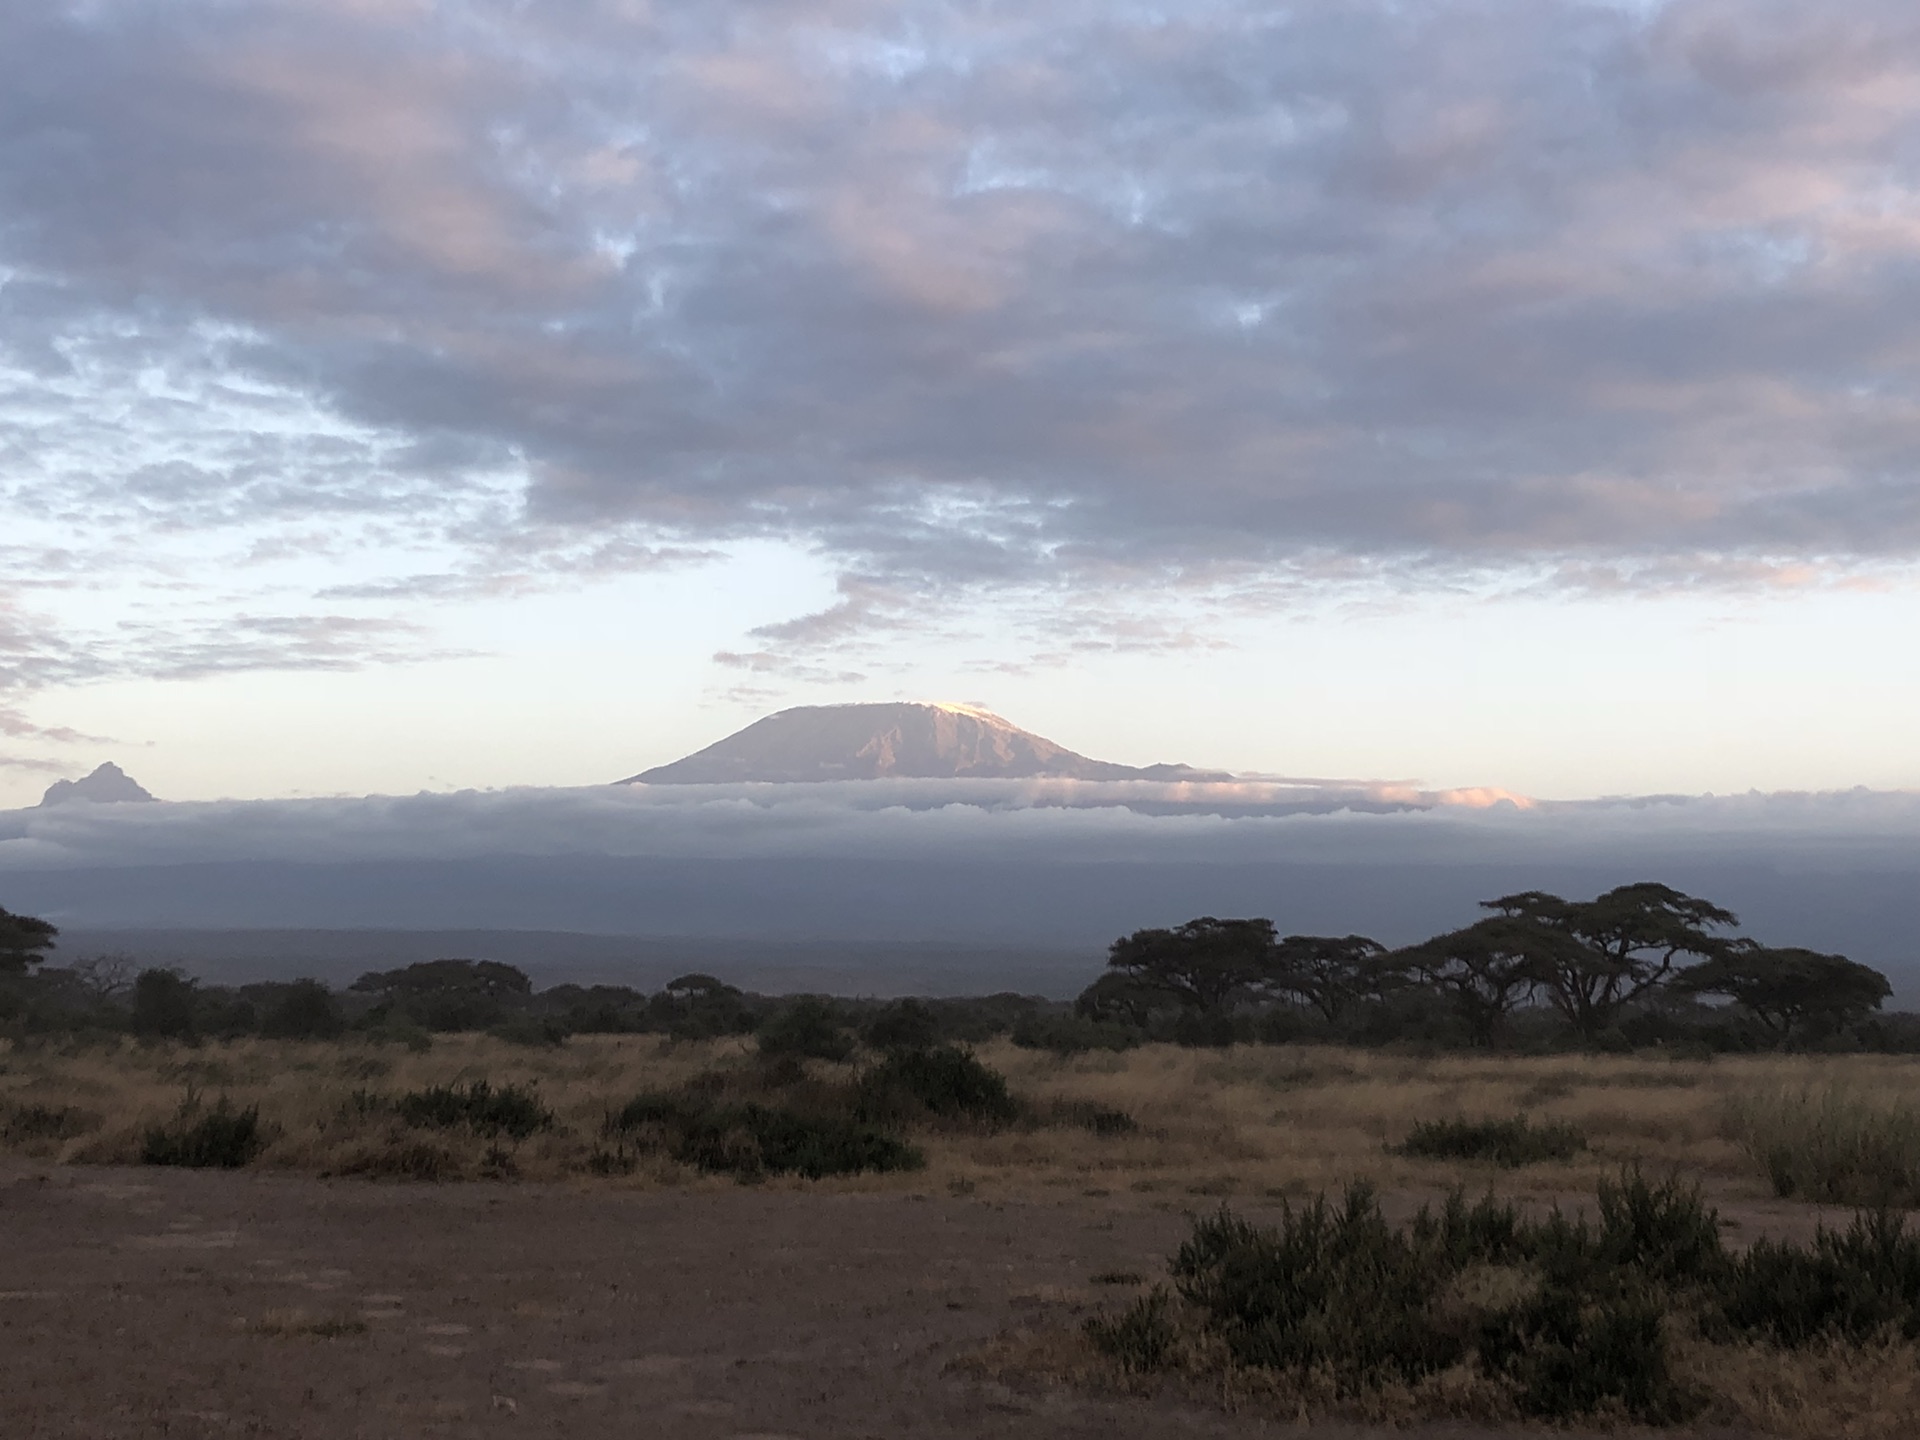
[1483,883,1737,1041]
[1674,945,1891,1043]
[1075,970,1178,1027]
[0,904,57,975]
[1392,916,1557,1046]
[1103,916,1277,1012]
[1264,934,1393,1022]
[350,958,533,1030]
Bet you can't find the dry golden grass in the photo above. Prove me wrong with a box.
[2,1033,1918,1209]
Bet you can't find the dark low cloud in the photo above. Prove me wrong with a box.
[3,782,1919,992]
[5,0,1920,641]
[4,778,1919,872]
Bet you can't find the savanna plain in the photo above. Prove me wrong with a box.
[5,1034,1920,1438]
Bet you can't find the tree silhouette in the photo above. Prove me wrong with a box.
[1483,883,1737,1040]
[0,904,57,975]
[1392,916,1555,1045]
[1674,945,1891,1043]
[1103,916,1277,1011]
[1264,934,1393,1022]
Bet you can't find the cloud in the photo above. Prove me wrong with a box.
[4,777,1920,873]
[5,782,1920,991]
[8,0,1920,681]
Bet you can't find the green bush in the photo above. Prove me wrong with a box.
[863,998,941,1052]
[1167,1184,1477,1392]
[1479,1281,1684,1422]
[1721,1208,1920,1346]
[1394,1114,1587,1167]
[130,968,198,1041]
[1092,1167,1920,1419]
[395,1080,554,1139]
[142,1098,265,1168]
[756,996,855,1062]
[1094,1175,1720,1420]
[1084,1286,1176,1372]
[855,1045,1018,1126]
[608,1087,922,1180]
[1725,1085,1920,1206]
[1010,1014,1140,1055]
[258,979,345,1040]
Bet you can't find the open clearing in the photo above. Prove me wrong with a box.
[5,1038,1919,1436]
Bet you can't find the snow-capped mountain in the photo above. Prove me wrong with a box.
[624,702,1229,784]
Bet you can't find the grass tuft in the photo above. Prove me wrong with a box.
[1725,1085,1920,1207]
[393,1080,554,1139]
[141,1097,265,1168]
[1393,1114,1587,1168]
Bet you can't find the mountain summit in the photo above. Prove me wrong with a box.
[40,762,157,807]
[624,702,1228,784]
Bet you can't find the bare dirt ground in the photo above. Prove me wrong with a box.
[2,1160,1791,1440]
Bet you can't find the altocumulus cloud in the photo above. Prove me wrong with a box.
[7,0,1920,660]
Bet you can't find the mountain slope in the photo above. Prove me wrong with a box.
[40,762,156,807]
[624,702,1226,784]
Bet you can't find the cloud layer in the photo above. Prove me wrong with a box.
[4,782,1919,992]
[8,1,1920,758]
[10,4,1920,573]
[5,778,1920,871]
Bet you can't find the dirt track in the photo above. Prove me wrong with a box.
[2,1161,1771,1439]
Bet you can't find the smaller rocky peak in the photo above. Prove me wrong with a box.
[39,762,157,807]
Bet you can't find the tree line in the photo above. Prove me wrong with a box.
[0,883,1908,1053]
[1079,882,1896,1049]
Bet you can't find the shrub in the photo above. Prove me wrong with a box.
[1591,1169,1725,1286]
[1721,1208,1920,1346]
[142,1097,265,1168]
[1725,1085,1920,1206]
[394,1080,554,1139]
[1085,1287,1176,1372]
[488,1015,568,1048]
[1394,1114,1587,1167]
[259,979,345,1040]
[1097,1177,1720,1420]
[864,998,940,1052]
[756,997,855,1062]
[1168,1185,1470,1391]
[1009,1014,1140,1054]
[1479,1281,1686,1421]
[130,968,198,1041]
[337,1139,456,1181]
[1,1102,97,1143]
[609,1087,922,1180]
[855,1045,1018,1126]
[676,1102,922,1180]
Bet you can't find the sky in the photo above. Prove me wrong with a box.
[7,0,1920,808]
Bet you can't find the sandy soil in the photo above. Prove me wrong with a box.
[1,1160,1791,1440]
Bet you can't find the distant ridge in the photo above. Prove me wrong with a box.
[40,762,156,807]
[623,702,1230,784]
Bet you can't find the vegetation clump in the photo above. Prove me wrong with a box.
[1394,1114,1587,1167]
[0,1102,97,1144]
[393,1080,554,1139]
[855,1044,1019,1126]
[1726,1085,1920,1206]
[141,1097,265,1168]
[1088,1168,1920,1423]
[609,1086,922,1180]
[755,995,856,1062]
